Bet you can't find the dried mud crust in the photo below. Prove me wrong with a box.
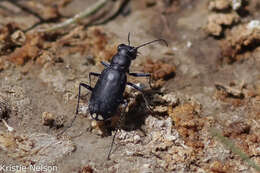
[0,24,115,67]
[0,132,75,166]
[96,90,260,172]
[142,58,176,88]
[81,82,260,172]
[0,0,260,173]
[220,23,260,63]
[205,0,260,63]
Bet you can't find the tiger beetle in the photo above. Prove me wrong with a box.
[59,33,168,160]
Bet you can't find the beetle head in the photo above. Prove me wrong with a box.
[117,44,138,60]
[111,34,168,71]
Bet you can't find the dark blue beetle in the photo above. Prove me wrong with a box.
[77,34,167,121]
[60,33,167,159]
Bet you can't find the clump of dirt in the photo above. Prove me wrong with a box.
[205,0,260,63]
[205,12,240,36]
[205,0,245,36]
[143,58,176,88]
[79,165,94,173]
[42,111,64,128]
[215,82,246,106]
[0,23,23,55]
[8,33,44,65]
[168,102,205,149]
[214,81,259,106]
[220,22,260,63]
[208,0,230,10]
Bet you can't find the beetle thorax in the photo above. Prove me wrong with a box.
[111,54,131,72]
[110,44,137,72]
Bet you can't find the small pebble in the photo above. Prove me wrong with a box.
[42,112,55,126]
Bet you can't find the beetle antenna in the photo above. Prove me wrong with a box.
[134,39,168,50]
[128,32,131,46]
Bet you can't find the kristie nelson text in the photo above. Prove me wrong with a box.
[0,164,58,172]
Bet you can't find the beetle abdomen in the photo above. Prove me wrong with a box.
[88,68,126,119]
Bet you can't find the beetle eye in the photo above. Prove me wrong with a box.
[118,44,124,50]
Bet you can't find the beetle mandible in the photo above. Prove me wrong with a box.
[59,33,167,159]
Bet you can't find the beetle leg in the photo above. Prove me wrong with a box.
[107,99,128,160]
[89,72,100,87]
[128,72,152,88]
[76,83,92,114]
[88,61,110,86]
[117,99,128,127]
[101,61,110,68]
[58,83,93,136]
[126,82,152,111]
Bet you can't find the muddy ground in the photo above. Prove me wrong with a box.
[0,0,260,173]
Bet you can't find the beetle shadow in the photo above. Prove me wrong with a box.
[120,94,152,133]
[88,90,163,136]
